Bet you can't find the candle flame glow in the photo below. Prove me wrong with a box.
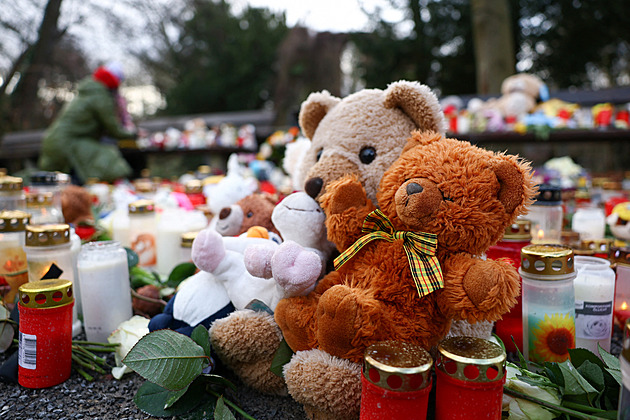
[537,229,545,240]
[622,301,628,310]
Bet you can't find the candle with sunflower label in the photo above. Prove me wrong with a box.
[520,244,576,363]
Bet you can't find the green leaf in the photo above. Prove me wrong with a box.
[605,367,622,386]
[164,384,190,410]
[214,397,236,420]
[134,380,205,417]
[123,329,208,391]
[200,374,237,391]
[558,360,599,406]
[270,339,294,378]
[598,345,621,372]
[167,262,197,288]
[125,247,139,268]
[577,360,605,392]
[191,325,212,358]
[0,305,9,320]
[569,347,606,370]
[513,337,529,370]
[0,321,15,352]
[542,362,564,388]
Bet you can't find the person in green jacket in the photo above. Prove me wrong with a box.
[38,62,136,183]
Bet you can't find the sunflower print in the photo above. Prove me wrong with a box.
[531,312,575,363]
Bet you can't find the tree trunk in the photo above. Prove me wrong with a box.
[10,0,63,130]
[470,0,515,94]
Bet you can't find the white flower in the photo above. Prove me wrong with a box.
[504,363,561,420]
[108,315,150,379]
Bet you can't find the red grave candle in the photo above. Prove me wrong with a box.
[184,180,206,207]
[360,341,432,420]
[486,219,531,352]
[18,279,74,388]
[435,336,506,420]
[612,247,630,327]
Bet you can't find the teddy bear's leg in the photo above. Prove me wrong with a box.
[209,309,287,395]
[316,284,383,362]
[274,294,320,352]
[284,349,362,420]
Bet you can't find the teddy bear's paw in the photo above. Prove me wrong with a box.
[462,259,520,318]
[209,309,282,365]
[275,296,318,353]
[232,360,288,396]
[321,175,367,216]
[271,241,322,296]
[284,349,361,420]
[243,243,276,278]
[191,228,226,272]
[316,285,370,359]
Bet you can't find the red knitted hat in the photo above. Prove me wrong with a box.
[93,66,120,89]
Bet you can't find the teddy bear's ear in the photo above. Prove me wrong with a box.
[492,157,535,216]
[298,90,342,139]
[401,130,443,154]
[383,80,447,134]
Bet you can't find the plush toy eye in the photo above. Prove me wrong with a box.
[246,211,253,218]
[316,149,323,162]
[359,146,376,164]
[439,189,454,202]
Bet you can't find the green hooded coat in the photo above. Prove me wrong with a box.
[38,77,134,182]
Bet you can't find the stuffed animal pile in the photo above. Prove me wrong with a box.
[208,80,446,396]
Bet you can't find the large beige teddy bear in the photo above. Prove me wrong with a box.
[209,81,445,397]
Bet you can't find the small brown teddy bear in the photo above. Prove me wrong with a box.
[273,131,537,419]
[214,192,279,237]
[209,81,446,396]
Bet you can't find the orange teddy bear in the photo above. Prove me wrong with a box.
[274,131,537,419]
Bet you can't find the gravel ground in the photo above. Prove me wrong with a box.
[1,326,623,420]
[0,346,305,420]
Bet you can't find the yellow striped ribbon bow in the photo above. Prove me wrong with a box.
[334,209,443,298]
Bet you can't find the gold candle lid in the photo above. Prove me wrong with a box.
[129,199,155,214]
[181,231,199,248]
[581,238,613,255]
[520,244,575,278]
[560,230,581,248]
[26,191,54,207]
[503,219,531,240]
[195,204,214,218]
[185,180,203,194]
[197,165,212,175]
[611,246,630,268]
[0,175,23,192]
[19,279,74,309]
[437,337,506,383]
[0,210,30,232]
[25,224,71,246]
[363,341,432,392]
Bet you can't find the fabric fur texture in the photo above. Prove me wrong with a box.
[275,131,537,365]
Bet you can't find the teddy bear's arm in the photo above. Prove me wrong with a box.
[319,175,377,251]
[438,253,520,323]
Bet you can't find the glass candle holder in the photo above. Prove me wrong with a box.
[185,179,206,207]
[78,241,132,343]
[180,231,198,264]
[0,175,26,211]
[360,341,433,420]
[520,244,576,363]
[28,171,64,211]
[25,192,64,224]
[435,337,506,420]
[128,200,157,269]
[18,279,74,388]
[528,185,563,244]
[156,209,206,276]
[571,206,606,241]
[486,219,531,353]
[573,256,615,353]
[611,247,630,327]
[24,224,81,336]
[0,210,30,306]
[619,321,630,418]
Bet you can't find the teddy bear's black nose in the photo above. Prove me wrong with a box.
[305,177,324,199]
[406,182,424,196]
[219,207,231,220]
